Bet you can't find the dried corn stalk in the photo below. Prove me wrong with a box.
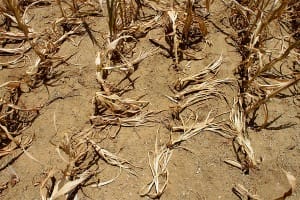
[226,0,300,128]
[227,98,257,172]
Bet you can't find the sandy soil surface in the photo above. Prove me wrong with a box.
[0,1,299,200]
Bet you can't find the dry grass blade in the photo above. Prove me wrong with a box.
[140,133,172,199]
[50,171,90,200]
[0,81,22,88]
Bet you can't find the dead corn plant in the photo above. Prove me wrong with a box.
[90,111,155,128]
[170,80,226,118]
[0,81,38,171]
[1,0,47,68]
[54,0,102,48]
[95,36,158,92]
[120,14,161,38]
[226,0,300,129]
[225,98,257,173]
[40,129,135,199]
[168,111,233,148]
[140,133,173,199]
[140,110,231,198]
[95,0,159,91]
[1,0,83,87]
[86,137,135,173]
[25,27,82,88]
[93,34,158,138]
[40,169,91,200]
[36,126,95,199]
[149,0,208,69]
[168,55,232,118]
[91,91,155,137]
[107,0,139,41]
[40,138,94,200]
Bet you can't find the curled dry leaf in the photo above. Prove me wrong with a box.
[50,171,90,200]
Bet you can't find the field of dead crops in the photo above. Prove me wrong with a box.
[0,0,299,199]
